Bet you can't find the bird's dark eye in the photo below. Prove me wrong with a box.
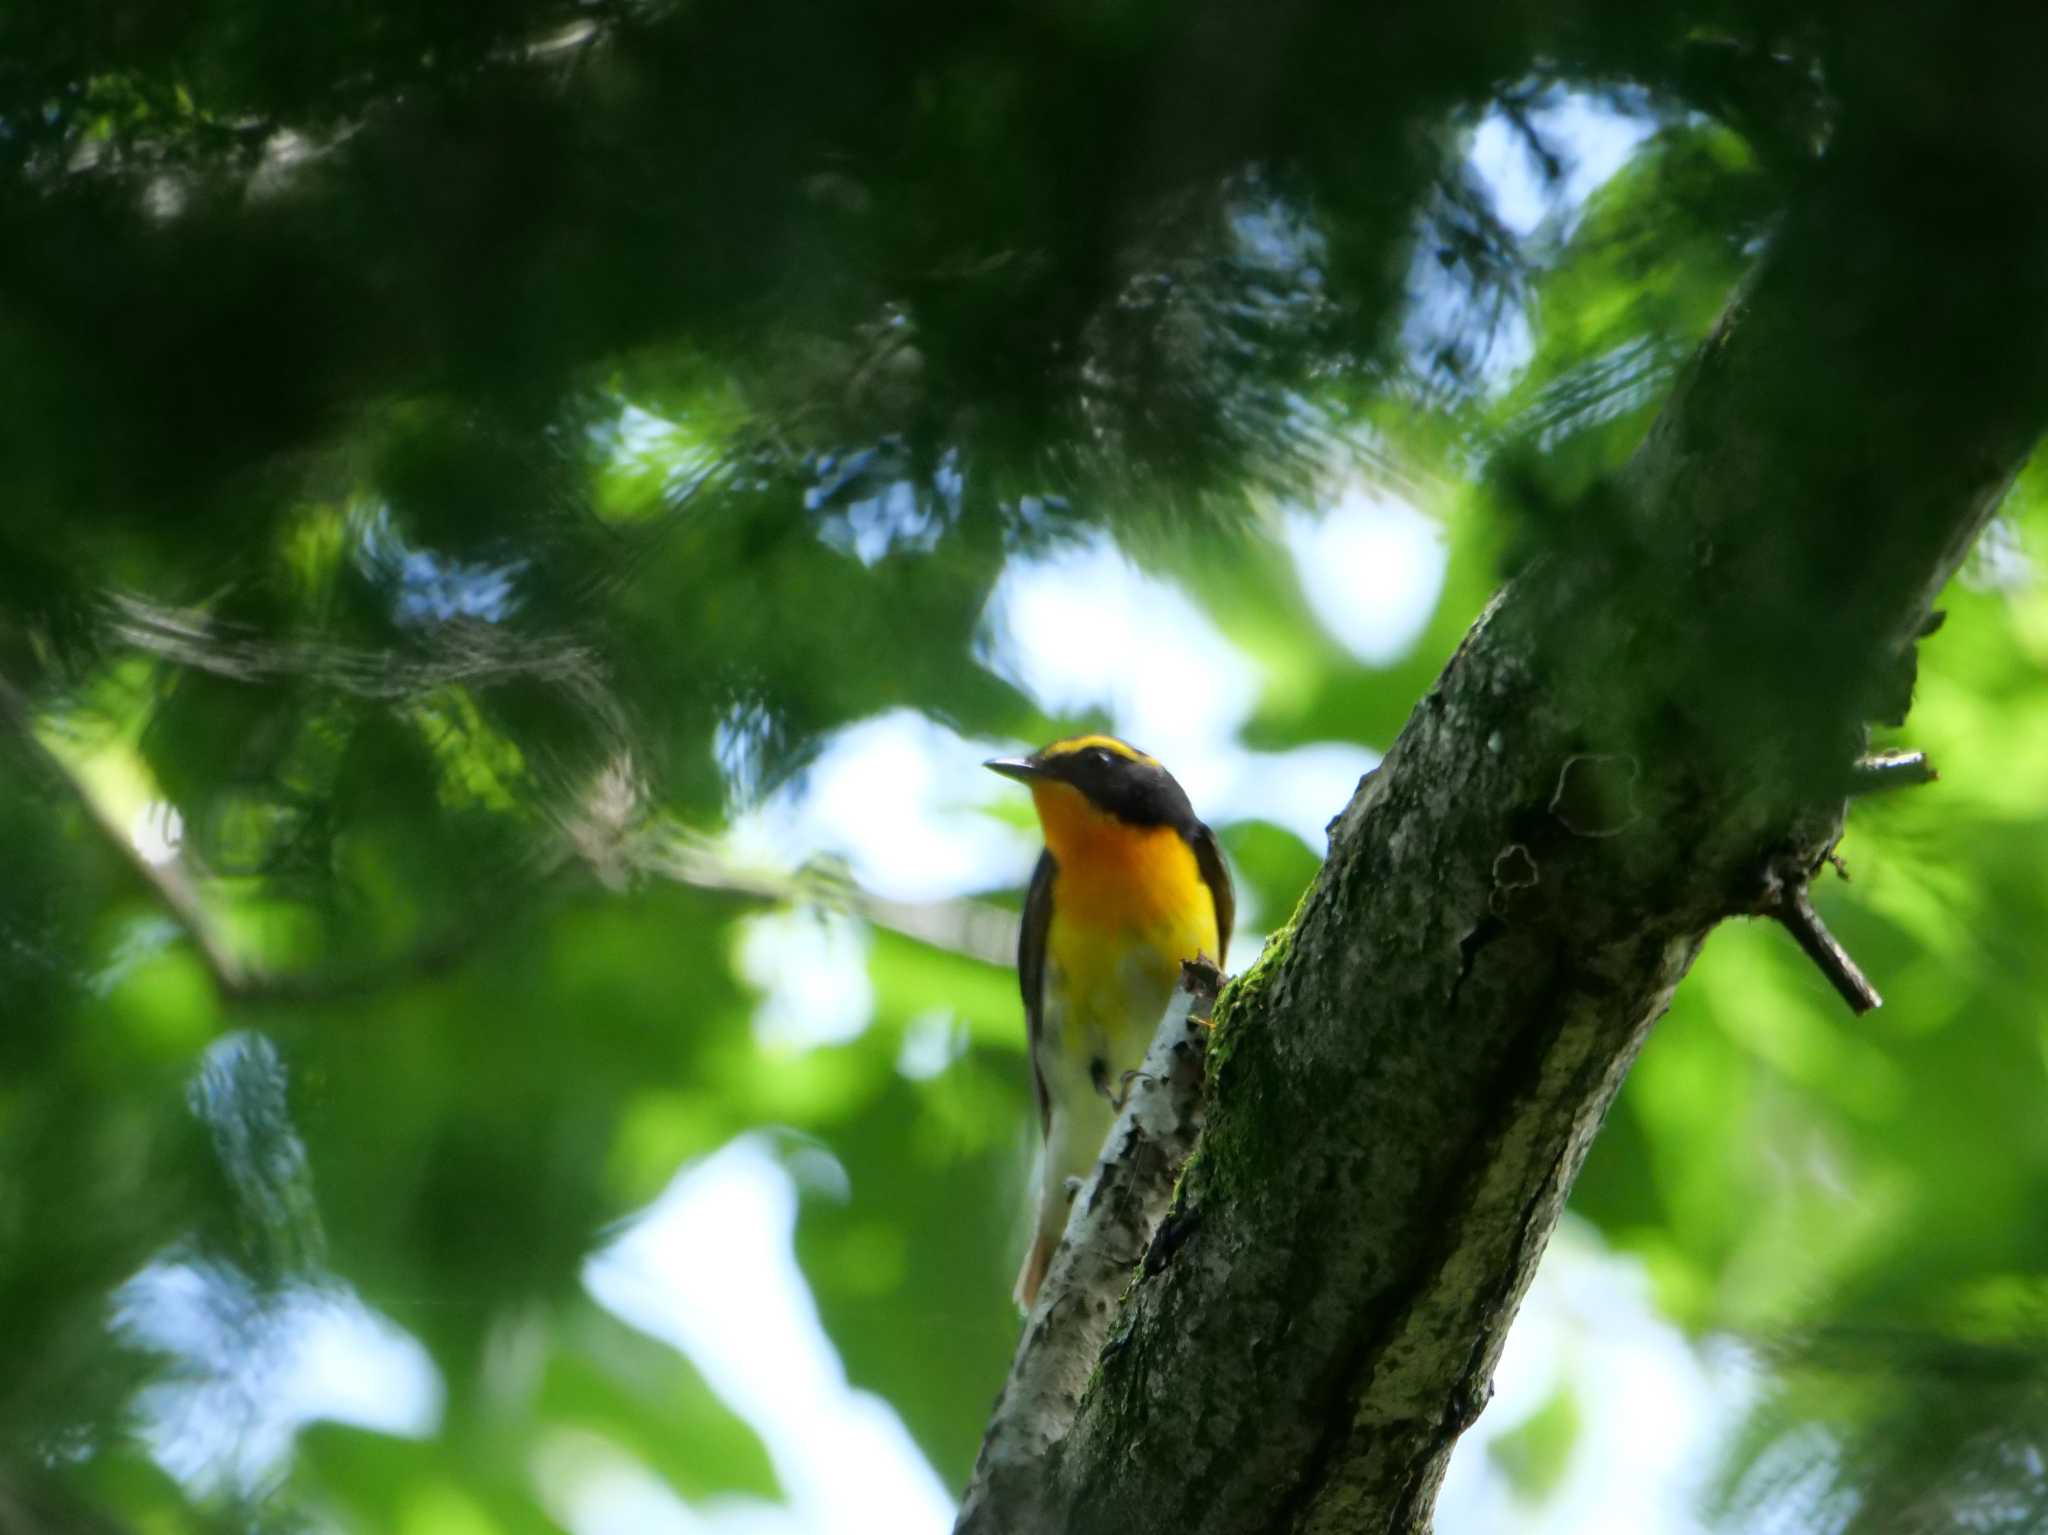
[1086,747,1114,765]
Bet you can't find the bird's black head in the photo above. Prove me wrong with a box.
[984,734,1197,829]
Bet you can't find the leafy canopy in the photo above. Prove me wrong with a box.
[7,3,2048,1532]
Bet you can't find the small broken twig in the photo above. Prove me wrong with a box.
[953,957,1223,1535]
[1848,750,1937,794]
[1761,871,1882,1015]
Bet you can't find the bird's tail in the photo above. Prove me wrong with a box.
[1017,1098,1111,1312]
[1013,1229,1059,1313]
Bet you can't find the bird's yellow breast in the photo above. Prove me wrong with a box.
[1030,780,1220,1056]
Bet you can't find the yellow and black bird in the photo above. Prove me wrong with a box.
[985,735,1232,1310]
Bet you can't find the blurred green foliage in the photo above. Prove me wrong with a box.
[1490,1383,1583,1507]
[6,4,2048,1533]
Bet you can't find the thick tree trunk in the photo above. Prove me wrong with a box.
[969,143,2048,1533]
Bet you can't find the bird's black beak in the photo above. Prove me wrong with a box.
[984,757,1043,782]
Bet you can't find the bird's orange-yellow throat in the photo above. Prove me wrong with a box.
[985,735,1232,1310]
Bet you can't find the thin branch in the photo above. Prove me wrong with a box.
[3,672,1013,1008]
[82,590,1019,985]
[955,957,1223,1535]
[238,832,1024,1007]
[631,823,1019,968]
[101,591,634,757]
[225,925,499,1006]
[231,834,1020,1007]
[1848,750,1937,794]
[1763,873,1883,1015]
[251,823,1016,1005]
[0,673,251,993]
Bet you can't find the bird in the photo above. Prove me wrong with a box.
[984,734,1232,1311]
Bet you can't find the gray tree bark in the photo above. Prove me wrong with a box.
[965,132,2048,1534]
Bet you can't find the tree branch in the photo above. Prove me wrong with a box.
[636,827,1018,969]
[956,959,1222,1535]
[1849,750,1937,794]
[1761,868,1882,1015]
[0,672,251,993]
[2,680,1014,1007]
[984,128,2048,1535]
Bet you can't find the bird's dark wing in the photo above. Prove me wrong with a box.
[1019,849,1056,1135]
[1189,821,1235,969]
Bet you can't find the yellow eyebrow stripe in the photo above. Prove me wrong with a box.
[1039,733,1156,765]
